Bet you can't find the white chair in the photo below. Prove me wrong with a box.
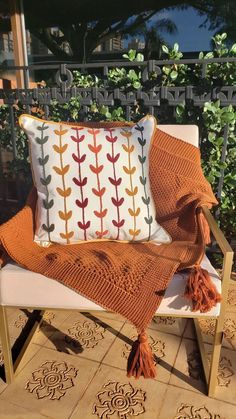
[0,125,233,397]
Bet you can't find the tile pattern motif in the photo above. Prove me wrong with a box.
[199,317,236,345]
[25,360,78,400]
[14,314,27,329]
[174,403,223,419]
[65,320,106,348]
[93,381,146,418]
[227,289,236,306]
[153,316,176,325]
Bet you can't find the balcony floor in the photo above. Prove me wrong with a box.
[0,279,236,419]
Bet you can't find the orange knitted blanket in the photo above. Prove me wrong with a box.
[0,124,220,378]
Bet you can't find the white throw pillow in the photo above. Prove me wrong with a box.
[19,114,171,245]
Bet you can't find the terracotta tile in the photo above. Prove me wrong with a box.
[0,346,99,419]
[158,385,235,419]
[0,399,49,418]
[205,343,236,405]
[149,316,187,337]
[70,364,168,419]
[37,311,124,362]
[103,322,181,384]
[169,338,207,394]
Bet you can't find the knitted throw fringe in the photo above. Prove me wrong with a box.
[184,209,221,314]
[127,331,156,379]
[184,265,221,312]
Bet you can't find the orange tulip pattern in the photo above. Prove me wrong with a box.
[53,126,74,243]
[121,129,141,240]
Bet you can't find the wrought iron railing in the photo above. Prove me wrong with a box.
[0,57,235,221]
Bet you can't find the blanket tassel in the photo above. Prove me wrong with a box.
[127,331,156,379]
[199,211,211,245]
[184,265,221,312]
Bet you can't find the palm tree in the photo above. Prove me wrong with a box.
[144,18,177,59]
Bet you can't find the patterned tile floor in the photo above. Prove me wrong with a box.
[0,281,236,418]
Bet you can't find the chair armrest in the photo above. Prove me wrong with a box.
[201,205,234,257]
[201,205,234,312]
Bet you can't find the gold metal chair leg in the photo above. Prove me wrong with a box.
[208,317,223,397]
[0,306,14,384]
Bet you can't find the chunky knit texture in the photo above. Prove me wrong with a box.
[0,124,218,377]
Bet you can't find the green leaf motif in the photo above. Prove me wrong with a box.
[40,175,51,186]
[36,135,49,145]
[144,216,153,225]
[137,137,146,147]
[43,199,54,209]
[138,155,146,164]
[139,176,146,185]
[42,223,55,233]
[37,125,49,131]
[142,196,150,205]
[38,155,49,166]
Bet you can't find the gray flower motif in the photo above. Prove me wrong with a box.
[198,318,216,336]
[223,318,236,341]
[227,288,236,306]
[25,360,78,400]
[174,403,223,419]
[14,314,27,329]
[93,381,146,419]
[199,317,236,345]
[66,320,105,349]
[217,356,234,387]
[153,316,176,325]
[122,335,165,365]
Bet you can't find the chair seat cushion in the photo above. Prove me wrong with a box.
[0,255,221,317]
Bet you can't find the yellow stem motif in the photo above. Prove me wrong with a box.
[53,126,74,244]
[121,130,140,240]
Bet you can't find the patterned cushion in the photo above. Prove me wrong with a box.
[19,114,171,245]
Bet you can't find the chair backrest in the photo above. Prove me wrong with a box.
[158,125,199,148]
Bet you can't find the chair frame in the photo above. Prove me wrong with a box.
[0,205,234,396]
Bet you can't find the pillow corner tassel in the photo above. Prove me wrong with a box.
[127,330,156,379]
[184,265,221,313]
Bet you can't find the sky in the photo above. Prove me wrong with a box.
[126,7,217,52]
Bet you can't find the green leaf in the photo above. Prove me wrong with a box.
[170,70,178,80]
[230,43,236,53]
[173,43,179,53]
[162,45,169,54]
[136,53,144,62]
[133,81,141,89]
